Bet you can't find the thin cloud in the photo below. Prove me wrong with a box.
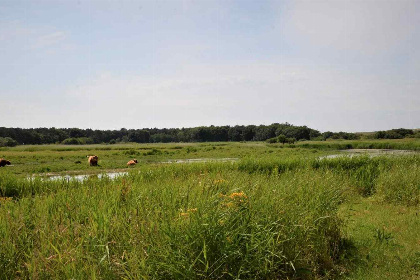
[281,0,418,55]
[29,31,66,49]
[0,20,66,50]
[61,62,419,131]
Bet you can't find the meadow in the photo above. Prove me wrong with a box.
[0,140,419,279]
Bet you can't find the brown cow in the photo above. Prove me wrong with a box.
[127,159,138,166]
[87,155,99,166]
[0,158,11,167]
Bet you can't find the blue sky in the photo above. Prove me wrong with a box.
[1,0,419,132]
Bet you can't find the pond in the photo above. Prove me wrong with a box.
[46,172,129,181]
[30,158,239,181]
[319,149,418,159]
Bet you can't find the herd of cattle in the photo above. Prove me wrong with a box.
[0,156,138,167]
[86,156,138,167]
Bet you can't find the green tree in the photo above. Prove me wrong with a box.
[286,137,296,144]
[277,134,287,145]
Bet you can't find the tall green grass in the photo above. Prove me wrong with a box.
[0,154,419,278]
[0,164,348,279]
[312,155,419,199]
[376,163,420,206]
[2,155,418,202]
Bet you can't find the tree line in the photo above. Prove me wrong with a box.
[0,125,417,147]
[372,128,417,139]
[0,123,319,146]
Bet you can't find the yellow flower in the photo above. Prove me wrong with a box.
[179,208,198,218]
[220,192,249,209]
[213,179,226,185]
[0,197,13,202]
[228,192,248,200]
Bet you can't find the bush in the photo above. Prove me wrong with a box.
[62,138,82,145]
[311,136,324,141]
[286,137,296,144]
[374,128,414,139]
[266,137,278,144]
[322,132,360,140]
[410,131,420,138]
[277,134,287,145]
[61,137,94,145]
[0,137,18,147]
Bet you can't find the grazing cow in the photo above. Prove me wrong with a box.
[87,155,99,166]
[127,159,138,166]
[0,158,11,167]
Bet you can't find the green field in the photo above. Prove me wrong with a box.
[0,140,419,279]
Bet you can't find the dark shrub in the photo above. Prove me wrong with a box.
[0,137,18,147]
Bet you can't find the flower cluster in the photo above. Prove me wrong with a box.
[220,191,248,208]
[228,192,247,200]
[179,208,198,218]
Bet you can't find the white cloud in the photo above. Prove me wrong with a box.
[281,0,418,54]
[61,62,419,131]
[0,20,66,50]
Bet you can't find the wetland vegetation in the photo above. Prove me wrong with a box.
[0,140,419,279]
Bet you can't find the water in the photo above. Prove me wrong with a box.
[31,158,239,181]
[32,172,129,182]
[161,157,239,164]
[319,149,418,159]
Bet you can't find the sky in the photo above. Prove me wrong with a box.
[0,0,419,132]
